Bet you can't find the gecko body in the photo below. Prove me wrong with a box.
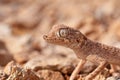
[43,24,120,80]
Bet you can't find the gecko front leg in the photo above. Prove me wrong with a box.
[70,59,86,80]
[85,61,107,80]
[110,64,120,77]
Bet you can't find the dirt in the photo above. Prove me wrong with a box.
[0,0,120,80]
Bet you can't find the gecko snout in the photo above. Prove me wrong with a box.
[43,35,48,40]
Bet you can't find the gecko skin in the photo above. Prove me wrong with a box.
[43,24,120,66]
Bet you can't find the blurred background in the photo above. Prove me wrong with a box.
[0,0,120,80]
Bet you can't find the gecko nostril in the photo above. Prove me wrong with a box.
[43,35,48,39]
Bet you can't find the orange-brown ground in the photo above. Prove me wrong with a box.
[0,0,120,80]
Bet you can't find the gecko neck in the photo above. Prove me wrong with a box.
[69,35,89,50]
[68,36,92,59]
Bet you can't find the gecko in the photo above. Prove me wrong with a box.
[43,24,120,80]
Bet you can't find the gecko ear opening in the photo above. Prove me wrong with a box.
[56,28,69,38]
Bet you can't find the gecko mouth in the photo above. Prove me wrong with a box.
[43,35,64,44]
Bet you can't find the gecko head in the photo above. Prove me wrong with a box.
[43,24,86,47]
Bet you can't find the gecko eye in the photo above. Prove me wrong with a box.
[57,28,69,38]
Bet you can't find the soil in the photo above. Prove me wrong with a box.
[0,0,120,80]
